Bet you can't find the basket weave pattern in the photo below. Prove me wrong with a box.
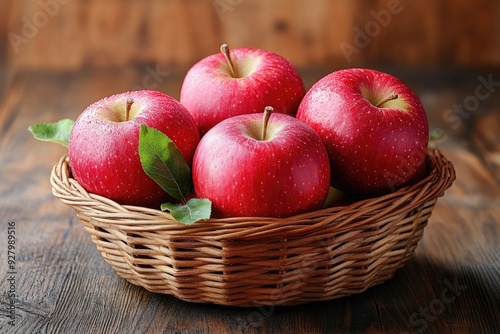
[50,149,455,306]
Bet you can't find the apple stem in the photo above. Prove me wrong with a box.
[220,44,239,78]
[125,98,134,121]
[261,106,273,140]
[376,92,399,108]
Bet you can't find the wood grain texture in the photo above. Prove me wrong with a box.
[0,66,499,333]
[1,0,499,70]
[357,0,500,67]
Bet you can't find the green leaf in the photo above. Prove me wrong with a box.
[28,119,74,148]
[161,198,212,225]
[139,124,192,201]
[428,128,444,149]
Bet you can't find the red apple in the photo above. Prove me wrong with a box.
[296,68,429,197]
[69,90,200,207]
[192,107,331,218]
[180,44,306,135]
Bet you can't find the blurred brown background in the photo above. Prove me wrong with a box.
[1,0,499,72]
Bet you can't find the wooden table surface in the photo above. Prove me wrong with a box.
[0,66,499,334]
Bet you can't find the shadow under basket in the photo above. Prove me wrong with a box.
[50,149,455,307]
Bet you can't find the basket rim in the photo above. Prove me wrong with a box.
[48,149,456,307]
[50,149,456,237]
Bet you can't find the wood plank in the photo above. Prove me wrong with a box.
[471,110,500,185]
[362,0,500,67]
[408,206,500,334]
[0,70,91,331]
[220,0,359,68]
[2,0,499,70]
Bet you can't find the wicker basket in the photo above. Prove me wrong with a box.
[50,149,455,307]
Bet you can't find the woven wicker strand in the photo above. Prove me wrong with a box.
[50,149,455,307]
